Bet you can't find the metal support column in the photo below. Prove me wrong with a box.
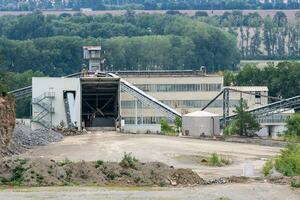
[135,98,138,125]
[223,88,230,127]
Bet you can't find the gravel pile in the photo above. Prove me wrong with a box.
[13,124,63,147]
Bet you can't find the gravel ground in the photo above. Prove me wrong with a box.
[21,132,280,179]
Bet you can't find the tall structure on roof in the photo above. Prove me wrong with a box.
[83,46,102,72]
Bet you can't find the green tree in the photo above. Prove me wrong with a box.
[232,99,260,137]
[174,116,182,133]
[286,113,300,136]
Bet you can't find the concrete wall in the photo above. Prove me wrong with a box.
[122,124,161,134]
[182,116,220,137]
[32,77,81,130]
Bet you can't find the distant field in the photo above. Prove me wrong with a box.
[0,9,298,20]
[240,60,300,68]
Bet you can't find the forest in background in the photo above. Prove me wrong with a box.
[198,10,300,60]
[0,11,239,76]
[1,0,300,11]
[0,11,300,117]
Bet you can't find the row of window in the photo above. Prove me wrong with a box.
[121,99,240,109]
[135,83,222,92]
[123,117,168,124]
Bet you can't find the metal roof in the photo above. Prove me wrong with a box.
[184,111,219,117]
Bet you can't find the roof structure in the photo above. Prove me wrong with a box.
[184,111,219,117]
[226,86,269,92]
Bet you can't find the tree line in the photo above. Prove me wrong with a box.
[1,0,300,11]
[198,10,300,60]
[224,62,300,99]
[0,12,239,76]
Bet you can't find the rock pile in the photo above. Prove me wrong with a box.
[13,125,63,147]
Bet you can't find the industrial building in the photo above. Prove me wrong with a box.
[119,71,269,125]
[23,45,298,137]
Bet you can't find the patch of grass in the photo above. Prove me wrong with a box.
[216,197,231,200]
[95,160,104,168]
[119,152,138,169]
[58,158,72,166]
[206,153,231,167]
[16,158,28,165]
[262,160,274,176]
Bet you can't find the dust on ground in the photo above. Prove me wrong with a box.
[0,183,299,200]
[20,132,281,179]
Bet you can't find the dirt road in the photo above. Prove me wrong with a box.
[1,183,299,200]
[20,132,280,179]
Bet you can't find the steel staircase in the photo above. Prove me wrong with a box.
[31,91,55,128]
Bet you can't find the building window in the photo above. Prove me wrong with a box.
[255,91,261,104]
[135,83,222,92]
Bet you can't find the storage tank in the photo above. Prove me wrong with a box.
[182,111,220,137]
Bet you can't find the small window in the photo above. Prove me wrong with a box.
[255,91,261,104]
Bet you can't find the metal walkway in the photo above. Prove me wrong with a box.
[202,87,300,125]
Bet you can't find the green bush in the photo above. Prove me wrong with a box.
[224,120,238,136]
[291,177,300,188]
[206,153,231,167]
[119,152,138,169]
[160,119,176,135]
[286,113,300,136]
[11,165,26,185]
[95,160,104,168]
[274,143,300,176]
[262,160,274,176]
[58,158,72,166]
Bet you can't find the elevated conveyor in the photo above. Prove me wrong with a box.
[108,73,181,121]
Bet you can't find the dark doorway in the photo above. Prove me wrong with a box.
[81,77,119,128]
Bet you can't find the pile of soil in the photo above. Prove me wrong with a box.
[0,157,205,187]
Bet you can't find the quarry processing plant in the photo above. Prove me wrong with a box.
[8,46,300,137]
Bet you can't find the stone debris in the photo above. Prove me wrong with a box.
[13,125,63,147]
[1,124,63,157]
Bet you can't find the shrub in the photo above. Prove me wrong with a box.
[160,119,176,135]
[286,113,300,136]
[206,153,231,167]
[11,165,26,185]
[95,160,104,168]
[224,120,238,136]
[274,143,300,176]
[59,158,72,166]
[291,177,300,188]
[263,143,300,178]
[174,116,182,133]
[119,152,138,169]
[262,160,274,176]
